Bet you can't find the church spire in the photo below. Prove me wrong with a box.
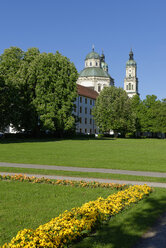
[129,48,134,60]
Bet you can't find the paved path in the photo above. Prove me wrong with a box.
[133,212,166,248]
[1,171,166,188]
[0,162,166,178]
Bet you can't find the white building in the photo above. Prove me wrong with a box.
[75,48,115,134]
[74,84,98,134]
[124,49,139,98]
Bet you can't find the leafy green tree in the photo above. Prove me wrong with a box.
[0,47,24,131]
[92,86,134,137]
[26,51,78,135]
[140,95,161,133]
[156,98,166,134]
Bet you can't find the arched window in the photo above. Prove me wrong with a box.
[129,83,131,90]
[90,62,92,66]
[132,85,134,90]
[126,85,128,90]
[98,85,101,92]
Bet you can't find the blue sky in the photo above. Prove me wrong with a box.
[0,0,166,100]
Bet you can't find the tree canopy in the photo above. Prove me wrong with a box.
[92,86,134,137]
[0,47,78,136]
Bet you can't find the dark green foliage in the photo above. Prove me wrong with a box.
[0,47,78,136]
[92,86,134,137]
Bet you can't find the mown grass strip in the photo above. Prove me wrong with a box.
[0,166,166,183]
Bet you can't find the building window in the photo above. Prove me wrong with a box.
[129,74,131,78]
[126,85,128,90]
[80,117,82,123]
[85,107,87,114]
[85,98,87,104]
[80,96,82,103]
[85,118,87,124]
[90,62,92,66]
[80,106,82,113]
[90,109,92,115]
[96,62,98,66]
[90,118,92,124]
[90,99,92,105]
[80,128,82,133]
[132,85,134,90]
[90,129,92,134]
[129,83,131,90]
[98,85,101,92]
[85,128,87,133]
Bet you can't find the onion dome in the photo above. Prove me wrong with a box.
[126,49,136,66]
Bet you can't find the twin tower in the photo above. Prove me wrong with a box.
[77,48,139,98]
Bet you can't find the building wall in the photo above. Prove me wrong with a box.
[73,95,98,134]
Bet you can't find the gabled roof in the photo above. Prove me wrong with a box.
[77,84,98,100]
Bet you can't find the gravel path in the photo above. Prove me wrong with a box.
[1,171,166,188]
[0,162,166,178]
[133,212,166,248]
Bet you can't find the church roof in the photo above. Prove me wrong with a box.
[79,67,111,78]
[77,84,98,99]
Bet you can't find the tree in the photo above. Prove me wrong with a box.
[130,94,142,136]
[92,86,134,137]
[0,47,78,136]
[0,47,24,131]
[25,51,78,135]
[140,95,161,133]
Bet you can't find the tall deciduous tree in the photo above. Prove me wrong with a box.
[26,52,78,135]
[92,86,134,137]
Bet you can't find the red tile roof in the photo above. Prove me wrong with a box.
[77,84,99,100]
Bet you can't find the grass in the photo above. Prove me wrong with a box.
[0,166,166,183]
[0,180,116,246]
[0,138,166,172]
[1,180,166,248]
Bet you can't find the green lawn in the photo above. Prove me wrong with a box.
[1,180,166,248]
[0,180,116,246]
[0,138,166,172]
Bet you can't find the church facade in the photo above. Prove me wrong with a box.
[75,48,139,134]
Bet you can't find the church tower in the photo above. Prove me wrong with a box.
[124,49,139,98]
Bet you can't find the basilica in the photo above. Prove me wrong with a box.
[75,48,139,134]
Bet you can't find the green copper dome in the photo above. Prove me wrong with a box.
[85,50,100,60]
[79,67,111,78]
[126,59,136,66]
[126,49,136,66]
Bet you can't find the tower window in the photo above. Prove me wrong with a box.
[132,85,134,90]
[129,74,131,77]
[126,85,128,90]
[98,85,101,92]
[129,83,131,90]
[90,62,92,66]
[96,62,98,66]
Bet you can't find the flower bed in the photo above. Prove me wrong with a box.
[0,174,127,189]
[2,184,152,248]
